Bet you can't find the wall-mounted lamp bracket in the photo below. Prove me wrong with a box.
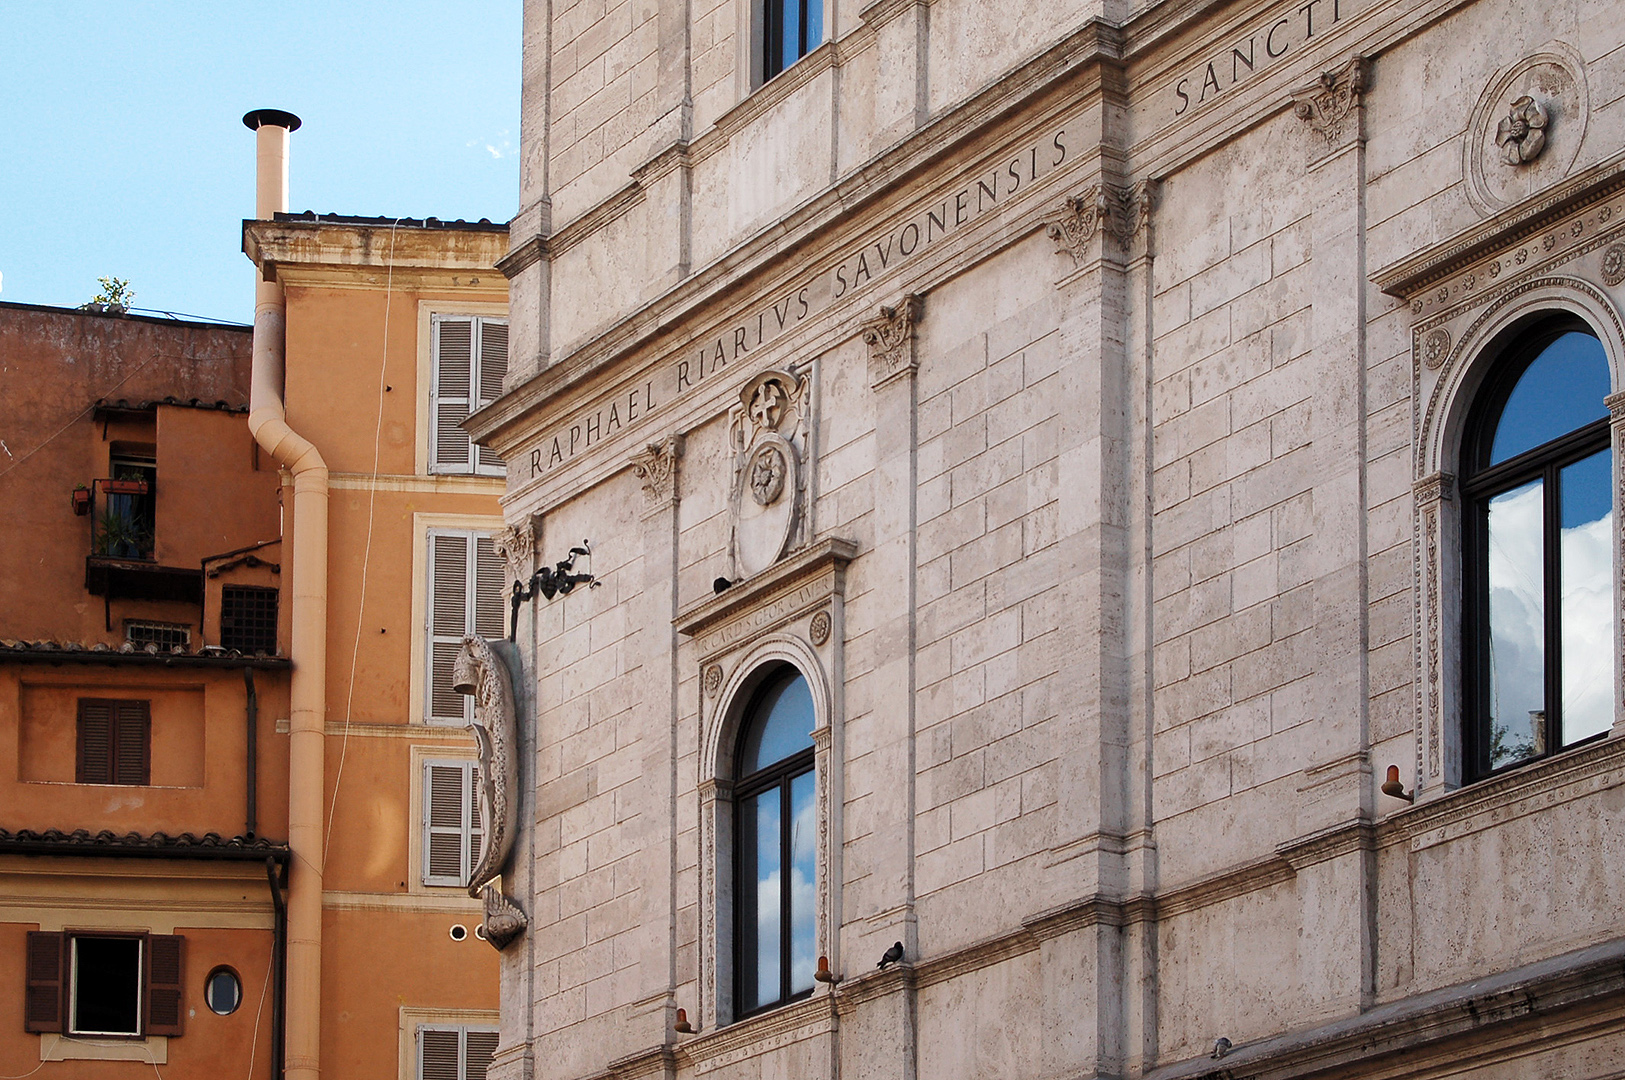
[508,540,596,640]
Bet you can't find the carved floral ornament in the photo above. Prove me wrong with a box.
[861,295,923,386]
[1291,56,1368,148]
[1045,181,1157,262]
[630,433,685,504]
[1496,95,1550,166]
[490,521,536,586]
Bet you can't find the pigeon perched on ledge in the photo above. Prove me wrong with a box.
[878,941,904,969]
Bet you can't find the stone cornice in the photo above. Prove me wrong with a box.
[673,992,836,1071]
[1374,149,1625,297]
[242,220,509,288]
[675,538,859,653]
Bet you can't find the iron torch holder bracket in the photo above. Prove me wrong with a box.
[509,541,596,641]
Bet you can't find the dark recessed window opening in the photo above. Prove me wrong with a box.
[71,936,142,1036]
[734,666,817,1016]
[1462,320,1615,779]
[220,585,279,653]
[77,699,151,786]
[763,0,823,82]
[204,967,241,1015]
[101,456,157,560]
[126,621,191,650]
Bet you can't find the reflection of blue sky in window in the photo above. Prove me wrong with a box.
[1561,449,1614,742]
[790,771,817,993]
[1491,332,1610,464]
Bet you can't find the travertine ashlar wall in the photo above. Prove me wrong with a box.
[475,0,1625,1077]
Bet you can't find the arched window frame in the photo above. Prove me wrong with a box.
[1459,316,1615,778]
[697,636,836,1029]
[1414,281,1625,795]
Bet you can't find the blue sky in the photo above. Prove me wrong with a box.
[0,2,520,324]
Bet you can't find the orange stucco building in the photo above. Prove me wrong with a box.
[3,137,510,1078]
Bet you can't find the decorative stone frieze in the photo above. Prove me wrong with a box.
[1291,56,1367,154]
[862,295,923,388]
[630,433,685,508]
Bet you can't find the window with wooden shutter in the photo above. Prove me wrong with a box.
[431,315,508,476]
[76,699,151,785]
[426,530,507,725]
[25,931,64,1033]
[418,1025,500,1080]
[422,760,483,887]
[144,934,184,1036]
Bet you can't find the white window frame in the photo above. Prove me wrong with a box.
[429,314,508,477]
[68,934,143,1037]
[421,759,482,888]
[424,528,506,726]
[417,1023,499,1080]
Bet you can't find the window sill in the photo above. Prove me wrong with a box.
[40,1033,167,1063]
[1384,731,1625,851]
[681,991,834,1065]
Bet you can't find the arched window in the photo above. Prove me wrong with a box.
[733,666,816,1015]
[1462,320,1615,777]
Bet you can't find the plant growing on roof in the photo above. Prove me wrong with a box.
[85,276,135,313]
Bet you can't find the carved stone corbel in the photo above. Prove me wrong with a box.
[1292,57,1368,154]
[863,295,923,389]
[491,520,537,589]
[630,434,685,508]
[1046,181,1157,264]
[453,636,527,950]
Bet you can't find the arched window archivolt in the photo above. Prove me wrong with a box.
[697,637,835,1028]
[1414,284,1625,792]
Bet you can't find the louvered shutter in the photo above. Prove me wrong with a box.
[114,700,151,785]
[424,762,471,885]
[469,765,484,875]
[475,320,508,474]
[428,533,472,725]
[420,1027,461,1080]
[433,317,474,472]
[465,1030,500,1080]
[145,934,184,1036]
[474,536,506,640]
[25,931,64,1033]
[77,700,114,783]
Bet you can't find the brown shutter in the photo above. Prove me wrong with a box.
[475,320,508,472]
[473,536,506,641]
[25,931,64,1033]
[465,1030,500,1080]
[114,700,151,785]
[145,934,184,1036]
[433,317,474,470]
[469,765,484,875]
[77,700,114,783]
[420,1027,461,1080]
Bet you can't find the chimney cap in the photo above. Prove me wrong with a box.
[242,109,302,132]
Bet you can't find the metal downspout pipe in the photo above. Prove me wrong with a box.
[243,108,326,1080]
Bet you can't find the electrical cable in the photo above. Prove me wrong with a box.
[0,350,170,482]
[325,218,402,853]
[244,949,274,1080]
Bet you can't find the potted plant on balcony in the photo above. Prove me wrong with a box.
[71,485,91,515]
[95,512,152,559]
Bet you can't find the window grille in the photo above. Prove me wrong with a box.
[125,621,191,650]
[221,585,279,654]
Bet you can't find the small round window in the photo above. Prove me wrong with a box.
[205,967,242,1015]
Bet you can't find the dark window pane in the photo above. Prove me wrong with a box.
[1560,448,1615,744]
[206,968,241,1015]
[1486,478,1546,769]
[741,673,814,774]
[1490,331,1610,464]
[221,586,279,653]
[72,937,141,1035]
[788,769,816,995]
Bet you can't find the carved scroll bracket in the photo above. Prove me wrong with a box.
[1045,180,1158,267]
[1292,56,1369,158]
[863,295,923,389]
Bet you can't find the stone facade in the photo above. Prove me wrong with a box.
[469,0,1625,1077]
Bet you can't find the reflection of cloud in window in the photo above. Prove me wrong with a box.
[1561,511,1614,741]
[790,795,817,988]
[757,870,781,992]
[1487,481,1545,759]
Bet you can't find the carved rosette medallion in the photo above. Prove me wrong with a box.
[1602,243,1625,287]
[1422,327,1452,370]
[703,663,724,698]
[1497,96,1550,165]
[728,370,810,579]
[862,295,923,388]
[630,434,685,506]
[1291,57,1368,152]
[808,610,831,646]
